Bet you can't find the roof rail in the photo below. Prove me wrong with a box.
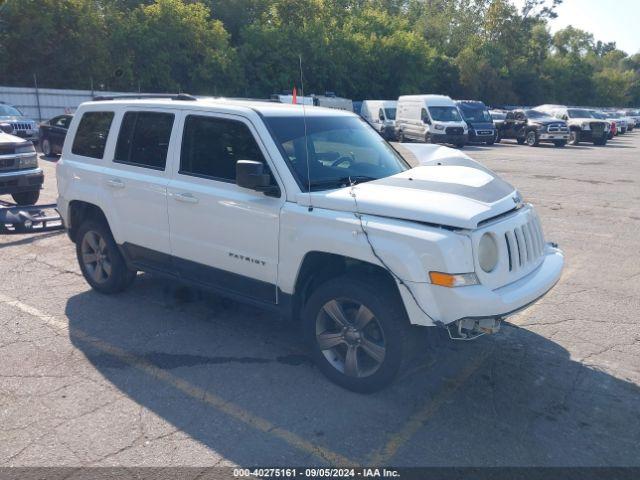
[92,93,197,102]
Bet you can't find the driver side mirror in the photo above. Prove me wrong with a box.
[422,115,431,125]
[236,160,280,197]
[378,111,385,121]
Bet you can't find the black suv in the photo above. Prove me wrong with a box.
[499,109,570,147]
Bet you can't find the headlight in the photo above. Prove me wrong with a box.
[478,233,499,273]
[15,143,38,169]
[581,122,591,129]
[538,124,548,132]
[434,124,445,130]
[15,143,36,155]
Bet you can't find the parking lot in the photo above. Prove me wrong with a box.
[1,134,639,467]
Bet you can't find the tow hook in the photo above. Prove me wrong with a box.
[446,317,502,341]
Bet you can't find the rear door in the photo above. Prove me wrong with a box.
[167,111,284,304]
[100,109,177,271]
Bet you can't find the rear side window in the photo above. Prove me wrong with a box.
[71,111,114,159]
[114,111,174,170]
[180,115,265,181]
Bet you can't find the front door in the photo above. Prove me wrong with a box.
[167,112,283,304]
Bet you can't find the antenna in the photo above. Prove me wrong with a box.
[299,54,313,211]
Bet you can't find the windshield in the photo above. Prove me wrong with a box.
[458,104,492,122]
[0,104,23,117]
[568,109,595,119]
[490,111,506,120]
[428,106,462,122]
[524,109,550,119]
[264,115,409,192]
[384,108,396,120]
[590,111,606,119]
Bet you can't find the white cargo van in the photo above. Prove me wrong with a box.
[396,95,468,147]
[360,100,397,140]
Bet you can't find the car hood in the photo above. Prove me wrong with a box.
[531,118,566,126]
[296,144,519,230]
[0,132,28,144]
[0,116,29,122]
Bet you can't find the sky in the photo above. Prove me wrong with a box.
[513,0,640,55]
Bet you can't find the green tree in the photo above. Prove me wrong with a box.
[0,0,112,88]
[109,0,242,94]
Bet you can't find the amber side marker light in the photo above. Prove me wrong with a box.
[429,271,479,288]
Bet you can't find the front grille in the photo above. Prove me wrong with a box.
[0,157,16,170]
[504,216,544,272]
[10,122,34,132]
[590,122,605,134]
[548,123,568,132]
[445,127,464,135]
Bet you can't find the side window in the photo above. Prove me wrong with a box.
[180,115,266,182]
[114,111,174,170]
[420,108,428,120]
[71,111,114,159]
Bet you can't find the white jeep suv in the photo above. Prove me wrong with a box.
[57,95,564,392]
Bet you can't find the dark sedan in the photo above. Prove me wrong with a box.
[39,114,73,157]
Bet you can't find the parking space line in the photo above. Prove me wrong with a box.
[0,293,356,466]
[367,347,492,465]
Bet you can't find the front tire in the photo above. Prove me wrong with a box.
[569,130,580,145]
[516,137,525,145]
[553,140,566,147]
[12,190,40,205]
[303,275,412,393]
[526,130,539,147]
[76,220,136,294]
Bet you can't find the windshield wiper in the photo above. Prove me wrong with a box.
[308,175,377,190]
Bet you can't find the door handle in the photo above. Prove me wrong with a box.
[106,178,125,188]
[174,192,199,204]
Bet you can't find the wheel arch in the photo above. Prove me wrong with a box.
[67,200,109,243]
[290,251,403,322]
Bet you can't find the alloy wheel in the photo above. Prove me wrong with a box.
[80,230,112,284]
[315,298,386,378]
[527,131,536,146]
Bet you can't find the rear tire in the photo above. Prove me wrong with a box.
[76,220,136,294]
[12,190,40,205]
[41,138,54,157]
[303,275,413,393]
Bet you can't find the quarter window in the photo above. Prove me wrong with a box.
[114,111,174,170]
[71,111,114,159]
[180,115,265,181]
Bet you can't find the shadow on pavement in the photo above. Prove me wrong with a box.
[65,276,640,466]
